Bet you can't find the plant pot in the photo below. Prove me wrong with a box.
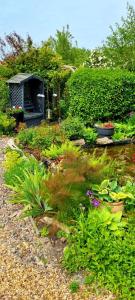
[95,126,114,137]
[10,111,24,126]
[106,201,124,213]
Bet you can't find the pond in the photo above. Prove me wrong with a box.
[88,143,135,178]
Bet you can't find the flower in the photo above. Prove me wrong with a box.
[86,190,93,196]
[91,199,100,207]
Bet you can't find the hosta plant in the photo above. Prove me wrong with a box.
[90,179,134,203]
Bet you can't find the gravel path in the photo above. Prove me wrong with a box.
[0,138,114,300]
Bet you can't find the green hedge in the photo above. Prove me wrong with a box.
[67,68,135,124]
[0,79,9,111]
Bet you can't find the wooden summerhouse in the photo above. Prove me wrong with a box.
[7,73,45,126]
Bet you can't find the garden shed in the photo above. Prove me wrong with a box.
[7,73,45,126]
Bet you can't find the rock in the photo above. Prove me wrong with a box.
[60,237,67,243]
[96,137,113,145]
[72,139,85,146]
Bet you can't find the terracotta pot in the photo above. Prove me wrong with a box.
[106,201,124,213]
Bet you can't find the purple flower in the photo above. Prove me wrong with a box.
[86,190,93,196]
[91,198,100,207]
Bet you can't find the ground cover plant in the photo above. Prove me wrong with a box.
[16,123,66,150]
[63,208,135,300]
[0,112,15,135]
[113,120,135,141]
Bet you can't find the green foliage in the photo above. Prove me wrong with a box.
[69,281,79,293]
[3,149,23,171]
[0,80,9,111]
[113,122,135,141]
[4,150,52,217]
[84,274,95,285]
[42,141,80,159]
[63,209,135,299]
[87,150,121,183]
[4,150,45,188]
[127,113,135,125]
[49,24,90,66]
[103,4,135,71]
[10,166,51,217]
[0,112,15,135]
[83,127,97,144]
[40,226,49,237]
[61,116,85,139]
[0,64,13,79]
[67,68,135,124]
[91,179,134,203]
[122,180,135,211]
[17,124,65,150]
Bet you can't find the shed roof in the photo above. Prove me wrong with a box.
[7,73,43,84]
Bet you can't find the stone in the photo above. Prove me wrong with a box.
[72,139,85,146]
[96,137,113,145]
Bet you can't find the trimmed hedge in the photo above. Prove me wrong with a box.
[67,68,135,124]
[0,79,9,111]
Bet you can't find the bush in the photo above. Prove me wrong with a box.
[42,141,81,159]
[63,209,135,299]
[4,149,51,217]
[61,116,85,139]
[83,127,97,144]
[17,124,65,150]
[0,112,15,135]
[0,80,9,111]
[67,68,135,124]
[4,149,45,187]
[112,122,135,141]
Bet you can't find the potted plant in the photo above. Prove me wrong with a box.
[87,179,134,213]
[95,122,114,137]
[7,106,24,126]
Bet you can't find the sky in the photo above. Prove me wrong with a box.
[0,0,135,49]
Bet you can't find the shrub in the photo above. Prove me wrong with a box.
[63,209,135,299]
[45,150,119,222]
[6,161,51,217]
[83,127,97,144]
[45,151,90,221]
[61,116,85,139]
[4,149,45,188]
[0,80,9,111]
[0,112,15,135]
[87,150,121,183]
[17,124,65,150]
[112,122,135,141]
[67,68,135,124]
[42,141,81,159]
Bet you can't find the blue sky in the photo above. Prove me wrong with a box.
[0,0,134,49]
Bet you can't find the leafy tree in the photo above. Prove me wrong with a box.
[49,25,90,66]
[103,3,135,71]
[49,25,74,64]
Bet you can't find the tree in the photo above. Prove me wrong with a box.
[103,3,135,71]
[0,32,33,60]
[49,25,74,64]
[49,25,90,66]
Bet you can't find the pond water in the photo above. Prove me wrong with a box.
[88,143,135,178]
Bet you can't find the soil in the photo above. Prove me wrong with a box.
[0,137,115,300]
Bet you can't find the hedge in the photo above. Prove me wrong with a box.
[67,68,135,124]
[0,79,9,111]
